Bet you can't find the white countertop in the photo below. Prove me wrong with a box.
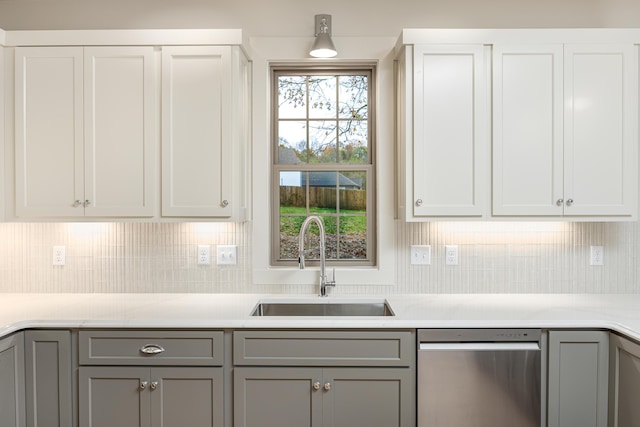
[2,293,640,341]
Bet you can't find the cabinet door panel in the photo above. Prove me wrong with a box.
[234,367,322,427]
[15,47,84,217]
[548,331,608,427]
[79,366,150,427]
[324,368,414,427]
[84,47,155,217]
[412,45,487,217]
[162,46,231,217]
[564,44,637,216]
[493,44,564,216]
[0,333,25,427]
[610,334,640,427]
[151,367,223,427]
[24,330,72,427]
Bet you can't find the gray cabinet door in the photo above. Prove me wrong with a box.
[234,367,323,427]
[79,366,151,427]
[323,368,414,427]
[150,367,224,427]
[24,330,73,427]
[609,334,640,427]
[0,333,25,427]
[548,330,609,427]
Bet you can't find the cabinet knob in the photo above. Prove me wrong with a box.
[221,200,229,207]
[83,200,91,207]
[566,199,574,206]
[73,200,82,207]
[324,382,331,391]
[140,344,165,355]
[312,381,321,390]
[415,199,423,207]
[140,381,148,390]
[150,381,158,391]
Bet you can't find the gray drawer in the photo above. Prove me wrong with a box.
[234,330,413,367]
[79,330,224,366]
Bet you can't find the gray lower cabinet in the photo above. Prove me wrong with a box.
[0,332,25,427]
[609,333,640,427]
[79,366,223,427]
[78,330,225,427]
[24,330,73,427]
[234,366,412,427]
[233,330,415,427]
[547,330,609,427]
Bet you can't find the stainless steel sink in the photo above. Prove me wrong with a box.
[250,299,394,317]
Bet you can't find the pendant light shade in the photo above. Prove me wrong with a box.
[310,14,337,58]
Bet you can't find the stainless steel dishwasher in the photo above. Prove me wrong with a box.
[418,329,542,427]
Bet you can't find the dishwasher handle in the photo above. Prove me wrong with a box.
[419,342,540,351]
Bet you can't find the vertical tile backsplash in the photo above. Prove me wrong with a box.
[0,220,638,293]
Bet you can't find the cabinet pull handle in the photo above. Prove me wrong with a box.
[312,381,321,390]
[140,344,165,355]
[150,381,158,391]
[140,381,148,390]
[324,382,331,391]
[566,199,574,207]
[556,199,564,206]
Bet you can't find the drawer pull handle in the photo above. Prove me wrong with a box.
[140,344,165,355]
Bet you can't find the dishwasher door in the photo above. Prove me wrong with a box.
[418,329,542,427]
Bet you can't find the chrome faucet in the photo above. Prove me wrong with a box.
[298,215,336,297]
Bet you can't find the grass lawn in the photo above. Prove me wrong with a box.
[280,206,366,236]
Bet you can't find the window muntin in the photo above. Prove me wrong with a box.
[272,68,375,266]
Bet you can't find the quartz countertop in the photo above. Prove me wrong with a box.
[2,293,640,341]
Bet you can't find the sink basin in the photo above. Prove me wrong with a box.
[250,299,395,317]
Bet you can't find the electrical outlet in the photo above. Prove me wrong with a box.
[53,246,65,266]
[445,245,459,265]
[410,245,431,265]
[197,245,211,265]
[590,245,604,266]
[216,245,237,265]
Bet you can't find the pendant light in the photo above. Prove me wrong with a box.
[310,14,337,58]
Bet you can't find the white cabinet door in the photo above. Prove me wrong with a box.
[84,47,155,217]
[563,44,637,217]
[15,47,84,217]
[492,45,564,216]
[161,46,231,218]
[412,45,487,217]
[15,46,156,218]
[493,43,637,218]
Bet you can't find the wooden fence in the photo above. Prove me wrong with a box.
[280,186,366,211]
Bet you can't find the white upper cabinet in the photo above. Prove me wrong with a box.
[397,44,488,220]
[161,46,250,220]
[493,43,637,218]
[15,46,155,218]
[397,29,639,221]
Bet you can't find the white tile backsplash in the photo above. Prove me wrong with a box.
[0,220,637,293]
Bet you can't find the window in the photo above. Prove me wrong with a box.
[271,66,376,266]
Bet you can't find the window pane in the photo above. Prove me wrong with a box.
[279,216,305,260]
[308,121,337,163]
[278,76,307,119]
[279,171,306,208]
[278,121,307,163]
[322,216,338,259]
[308,172,337,214]
[338,75,368,119]
[338,120,368,164]
[338,216,367,260]
[309,76,336,119]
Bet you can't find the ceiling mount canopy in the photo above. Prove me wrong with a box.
[310,14,337,58]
